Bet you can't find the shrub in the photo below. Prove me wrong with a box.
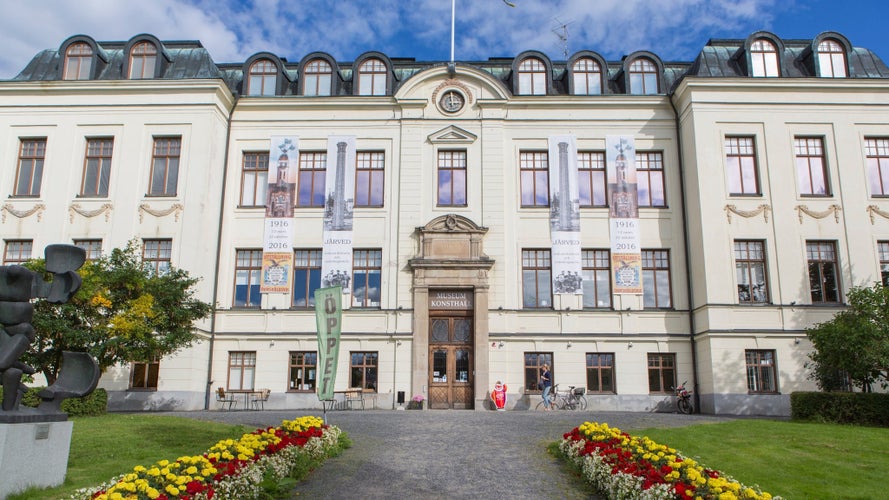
[791,391,889,426]
[0,387,107,417]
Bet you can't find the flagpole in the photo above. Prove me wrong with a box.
[450,0,455,63]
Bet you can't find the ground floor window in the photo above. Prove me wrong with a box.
[523,352,553,393]
[350,352,378,391]
[586,353,615,393]
[745,349,778,393]
[228,351,256,390]
[129,359,159,390]
[647,353,675,393]
[289,351,317,392]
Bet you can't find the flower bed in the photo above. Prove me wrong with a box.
[74,416,344,500]
[560,421,781,500]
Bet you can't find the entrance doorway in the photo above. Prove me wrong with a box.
[428,315,473,409]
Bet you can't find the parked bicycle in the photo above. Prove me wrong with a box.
[535,384,587,411]
[673,380,693,414]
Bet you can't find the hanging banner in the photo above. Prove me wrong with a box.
[261,136,299,293]
[321,136,356,295]
[606,135,642,294]
[549,135,583,295]
[315,286,343,401]
[265,137,298,219]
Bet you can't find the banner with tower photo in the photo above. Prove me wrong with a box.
[548,135,583,295]
[606,135,642,295]
[320,135,356,295]
[260,136,299,294]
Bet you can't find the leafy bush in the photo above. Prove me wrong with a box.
[0,387,107,417]
[791,391,889,426]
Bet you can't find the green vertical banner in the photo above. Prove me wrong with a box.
[314,286,343,401]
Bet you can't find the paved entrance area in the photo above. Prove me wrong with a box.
[166,409,735,499]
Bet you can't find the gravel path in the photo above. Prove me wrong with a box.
[161,409,736,499]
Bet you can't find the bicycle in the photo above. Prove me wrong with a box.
[535,384,587,410]
[672,380,693,414]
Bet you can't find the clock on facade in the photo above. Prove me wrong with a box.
[439,90,465,113]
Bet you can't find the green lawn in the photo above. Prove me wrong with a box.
[633,419,889,500]
[10,414,249,500]
[9,415,889,500]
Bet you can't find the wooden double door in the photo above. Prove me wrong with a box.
[428,315,473,409]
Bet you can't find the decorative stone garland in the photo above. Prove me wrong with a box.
[69,203,113,223]
[138,203,184,222]
[795,204,841,223]
[724,204,770,223]
[1,202,45,223]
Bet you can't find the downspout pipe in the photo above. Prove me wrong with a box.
[669,91,701,413]
[204,90,238,410]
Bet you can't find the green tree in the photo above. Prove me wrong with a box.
[806,283,889,392]
[23,241,212,384]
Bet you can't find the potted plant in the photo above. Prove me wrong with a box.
[408,394,424,409]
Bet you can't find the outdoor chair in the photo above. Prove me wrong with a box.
[216,387,236,411]
[346,387,365,410]
[251,388,270,410]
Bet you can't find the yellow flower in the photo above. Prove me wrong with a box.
[146,488,160,499]
[165,484,180,496]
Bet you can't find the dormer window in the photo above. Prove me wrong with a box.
[518,57,546,95]
[64,42,92,80]
[247,59,277,96]
[129,42,157,79]
[750,39,779,77]
[817,39,847,78]
[572,58,601,95]
[304,59,332,96]
[357,58,387,96]
[628,58,658,95]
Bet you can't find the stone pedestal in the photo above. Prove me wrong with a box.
[0,421,73,499]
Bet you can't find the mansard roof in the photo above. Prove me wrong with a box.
[14,35,222,82]
[10,31,889,96]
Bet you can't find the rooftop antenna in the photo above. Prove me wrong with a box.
[552,17,573,59]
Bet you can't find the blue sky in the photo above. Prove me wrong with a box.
[0,0,886,78]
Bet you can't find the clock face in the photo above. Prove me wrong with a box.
[440,90,465,113]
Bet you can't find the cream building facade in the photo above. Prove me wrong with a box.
[1,32,887,416]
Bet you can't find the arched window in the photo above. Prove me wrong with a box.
[357,58,387,96]
[750,39,779,77]
[628,58,658,95]
[817,39,847,78]
[572,58,601,95]
[304,59,332,96]
[64,42,93,80]
[518,57,546,95]
[247,59,277,96]
[129,41,157,79]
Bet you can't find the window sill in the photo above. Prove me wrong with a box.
[126,388,158,392]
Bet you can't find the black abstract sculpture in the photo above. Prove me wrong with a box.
[0,244,99,423]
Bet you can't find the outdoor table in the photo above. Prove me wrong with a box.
[227,389,262,410]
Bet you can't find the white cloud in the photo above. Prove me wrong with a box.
[0,0,797,78]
